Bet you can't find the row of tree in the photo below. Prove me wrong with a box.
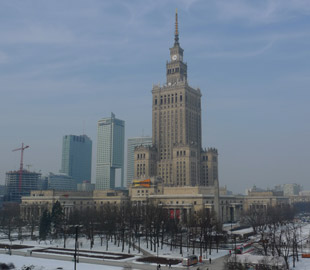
[36,200,222,256]
[240,205,300,269]
[1,199,308,270]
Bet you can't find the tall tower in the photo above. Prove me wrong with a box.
[60,135,92,183]
[96,113,125,190]
[151,10,202,186]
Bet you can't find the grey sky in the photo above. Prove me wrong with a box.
[1,0,309,193]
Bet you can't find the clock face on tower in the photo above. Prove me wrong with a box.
[172,55,177,60]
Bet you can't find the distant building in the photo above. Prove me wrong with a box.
[299,190,310,196]
[245,185,266,195]
[244,188,288,211]
[21,180,244,223]
[127,137,152,187]
[77,181,95,191]
[21,189,128,219]
[0,185,6,208]
[0,185,7,196]
[283,184,302,196]
[48,173,77,191]
[60,134,92,184]
[5,170,41,202]
[96,113,125,190]
[274,183,302,196]
[38,176,48,190]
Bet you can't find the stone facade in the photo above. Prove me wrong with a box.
[20,189,128,220]
[21,178,293,224]
[134,145,157,179]
[134,11,217,188]
[243,190,289,211]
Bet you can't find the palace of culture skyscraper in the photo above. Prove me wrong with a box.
[134,11,218,187]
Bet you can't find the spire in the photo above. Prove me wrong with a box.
[174,8,179,45]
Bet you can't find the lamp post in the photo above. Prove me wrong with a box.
[300,224,303,253]
[234,235,237,266]
[70,225,83,270]
[199,218,202,261]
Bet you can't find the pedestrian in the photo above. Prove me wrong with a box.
[169,261,171,268]
[158,264,161,269]
[209,257,211,264]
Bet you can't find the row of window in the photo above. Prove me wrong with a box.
[177,150,186,156]
[137,153,146,159]
[167,67,180,74]
[154,93,183,105]
[201,156,218,162]
[137,190,149,194]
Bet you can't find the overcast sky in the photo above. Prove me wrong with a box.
[1,0,309,194]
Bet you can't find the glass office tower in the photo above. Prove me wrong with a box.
[60,134,92,183]
[96,113,125,190]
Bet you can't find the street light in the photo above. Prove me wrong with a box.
[234,235,237,266]
[69,225,83,270]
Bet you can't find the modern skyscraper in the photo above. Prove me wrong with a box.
[60,134,92,183]
[96,113,125,190]
[127,136,152,187]
[134,11,218,187]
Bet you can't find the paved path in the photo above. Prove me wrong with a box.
[197,256,228,270]
[132,241,152,257]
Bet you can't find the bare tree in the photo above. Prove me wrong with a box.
[0,203,20,241]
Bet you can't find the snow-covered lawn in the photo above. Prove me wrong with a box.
[0,254,127,270]
[0,236,142,255]
[295,257,310,270]
[0,235,228,260]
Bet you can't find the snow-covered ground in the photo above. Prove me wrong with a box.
[0,234,228,260]
[295,258,310,270]
[0,235,228,269]
[2,222,310,269]
[1,236,141,255]
[0,254,128,270]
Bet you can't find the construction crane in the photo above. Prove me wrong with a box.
[12,143,29,192]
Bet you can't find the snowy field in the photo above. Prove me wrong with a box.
[295,258,310,270]
[1,223,310,269]
[0,235,227,269]
[0,254,129,270]
[0,234,228,260]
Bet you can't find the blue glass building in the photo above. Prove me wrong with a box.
[60,134,92,183]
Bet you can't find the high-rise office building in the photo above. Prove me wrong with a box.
[48,173,77,191]
[5,170,41,202]
[126,136,152,187]
[134,11,218,187]
[60,134,92,183]
[96,113,125,190]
